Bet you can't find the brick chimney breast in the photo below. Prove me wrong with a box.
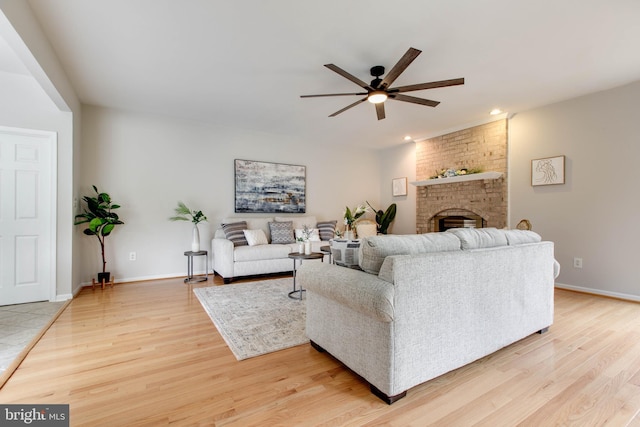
[415,119,508,234]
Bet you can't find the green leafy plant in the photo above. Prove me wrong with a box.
[343,204,368,228]
[169,201,207,225]
[74,185,124,276]
[367,201,397,234]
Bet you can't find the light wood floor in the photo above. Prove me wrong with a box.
[1,275,639,426]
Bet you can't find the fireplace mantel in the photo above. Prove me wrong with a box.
[411,171,503,187]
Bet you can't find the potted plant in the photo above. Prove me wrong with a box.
[367,201,397,234]
[74,185,124,284]
[343,204,368,239]
[169,202,208,252]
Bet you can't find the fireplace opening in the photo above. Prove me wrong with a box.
[433,214,485,232]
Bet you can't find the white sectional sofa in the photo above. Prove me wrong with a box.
[297,228,560,403]
[212,216,335,283]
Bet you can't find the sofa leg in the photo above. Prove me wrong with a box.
[310,340,326,353]
[370,385,406,405]
[538,327,549,334]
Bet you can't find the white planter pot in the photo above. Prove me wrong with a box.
[192,224,200,252]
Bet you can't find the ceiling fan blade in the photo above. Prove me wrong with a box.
[375,103,386,120]
[324,64,373,90]
[300,92,368,98]
[379,47,422,89]
[329,98,368,117]
[390,78,465,93]
[390,93,440,107]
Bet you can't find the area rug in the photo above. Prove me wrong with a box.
[193,278,308,360]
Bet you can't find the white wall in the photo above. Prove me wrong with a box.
[0,70,76,300]
[1,1,81,300]
[377,141,416,235]
[509,80,640,300]
[79,105,381,283]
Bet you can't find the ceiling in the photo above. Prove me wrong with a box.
[4,0,640,149]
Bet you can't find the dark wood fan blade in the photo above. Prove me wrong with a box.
[379,47,422,89]
[329,97,368,117]
[301,92,368,98]
[375,103,386,120]
[390,78,465,93]
[324,64,373,90]
[390,93,440,107]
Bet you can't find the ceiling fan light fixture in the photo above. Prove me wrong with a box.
[368,91,388,104]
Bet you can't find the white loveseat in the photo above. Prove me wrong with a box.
[212,216,334,283]
[297,228,560,403]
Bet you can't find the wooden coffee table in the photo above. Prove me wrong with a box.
[287,252,324,299]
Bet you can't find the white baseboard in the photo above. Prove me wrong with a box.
[54,293,73,302]
[555,282,640,303]
[77,271,206,287]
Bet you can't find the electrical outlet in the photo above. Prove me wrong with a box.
[573,257,583,268]
[129,252,137,261]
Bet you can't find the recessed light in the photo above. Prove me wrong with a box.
[404,135,413,141]
[490,108,502,115]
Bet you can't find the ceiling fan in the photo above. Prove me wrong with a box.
[301,47,464,120]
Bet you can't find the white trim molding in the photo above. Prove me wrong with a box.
[555,282,640,303]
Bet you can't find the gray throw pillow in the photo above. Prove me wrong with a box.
[317,220,337,241]
[269,221,295,244]
[221,221,248,246]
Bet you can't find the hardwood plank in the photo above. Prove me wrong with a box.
[0,278,639,426]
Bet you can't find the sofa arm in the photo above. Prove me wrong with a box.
[297,262,394,323]
[212,237,235,278]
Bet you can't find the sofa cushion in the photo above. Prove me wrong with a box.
[269,221,295,244]
[447,227,508,250]
[234,243,294,262]
[243,229,269,246]
[359,233,461,275]
[317,220,337,241]
[221,221,248,247]
[275,216,317,231]
[504,229,542,245]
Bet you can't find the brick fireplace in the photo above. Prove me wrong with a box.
[415,119,507,233]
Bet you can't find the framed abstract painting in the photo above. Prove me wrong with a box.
[234,159,306,213]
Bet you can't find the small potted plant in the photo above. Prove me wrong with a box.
[74,185,124,285]
[169,202,208,252]
[343,204,368,239]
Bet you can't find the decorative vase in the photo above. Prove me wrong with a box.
[344,225,355,240]
[298,242,304,254]
[192,224,200,252]
[304,240,311,255]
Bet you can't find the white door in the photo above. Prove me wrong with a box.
[0,127,55,305]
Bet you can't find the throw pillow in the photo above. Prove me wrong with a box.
[294,228,321,242]
[275,216,317,231]
[269,221,295,244]
[221,221,248,247]
[316,220,337,241]
[243,229,269,246]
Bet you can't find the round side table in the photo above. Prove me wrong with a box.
[184,250,208,284]
[287,252,324,299]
